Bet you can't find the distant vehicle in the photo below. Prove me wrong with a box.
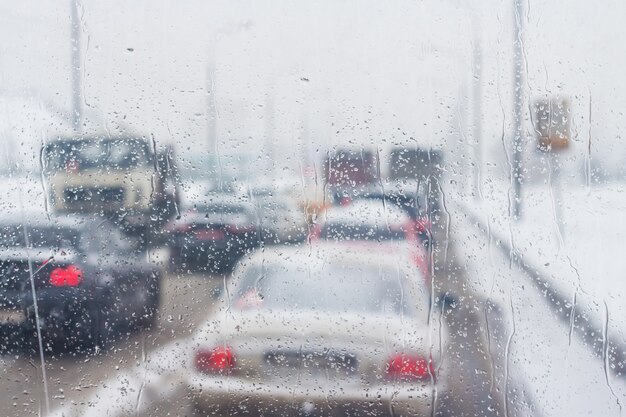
[348,179,434,243]
[312,199,412,240]
[41,136,180,237]
[388,147,443,215]
[166,197,261,273]
[388,148,443,182]
[310,199,431,280]
[187,245,447,417]
[323,148,379,194]
[0,213,162,351]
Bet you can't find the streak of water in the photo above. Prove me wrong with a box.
[18,187,50,416]
[503,289,516,417]
[603,300,623,416]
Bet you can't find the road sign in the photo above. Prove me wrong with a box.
[533,96,571,152]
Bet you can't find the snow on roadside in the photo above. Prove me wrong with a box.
[449,179,626,416]
[48,340,191,417]
[462,180,626,344]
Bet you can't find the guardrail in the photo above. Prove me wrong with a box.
[460,206,626,381]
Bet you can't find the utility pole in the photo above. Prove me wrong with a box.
[206,42,217,154]
[264,79,275,177]
[472,33,482,201]
[70,0,82,131]
[512,0,524,219]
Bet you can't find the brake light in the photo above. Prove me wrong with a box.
[386,353,435,382]
[50,265,83,287]
[416,217,431,235]
[195,346,235,374]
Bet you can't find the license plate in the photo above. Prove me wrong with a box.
[0,309,26,325]
[265,351,358,374]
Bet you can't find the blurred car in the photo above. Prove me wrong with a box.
[251,197,308,244]
[310,199,430,279]
[0,213,162,351]
[187,245,447,416]
[332,179,435,244]
[166,197,261,273]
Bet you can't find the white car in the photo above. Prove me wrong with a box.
[312,199,413,238]
[311,199,432,285]
[187,244,448,416]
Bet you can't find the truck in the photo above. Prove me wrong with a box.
[41,136,180,242]
[323,148,380,201]
[388,147,443,183]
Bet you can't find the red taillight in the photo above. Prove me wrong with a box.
[50,265,83,287]
[195,346,235,374]
[386,353,435,382]
[195,229,225,241]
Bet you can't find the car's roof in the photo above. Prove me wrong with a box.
[184,193,253,209]
[321,199,410,225]
[237,242,416,275]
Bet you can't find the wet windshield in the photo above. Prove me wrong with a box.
[2,2,625,417]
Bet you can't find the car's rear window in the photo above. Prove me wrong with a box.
[235,262,411,315]
[321,222,407,241]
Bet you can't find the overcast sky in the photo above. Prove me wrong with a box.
[0,0,624,181]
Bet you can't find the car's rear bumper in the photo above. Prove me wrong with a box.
[188,375,440,417]
[0,287,100,345]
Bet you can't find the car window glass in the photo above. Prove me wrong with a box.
[235,262,411,315]
[3,2,624,417]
